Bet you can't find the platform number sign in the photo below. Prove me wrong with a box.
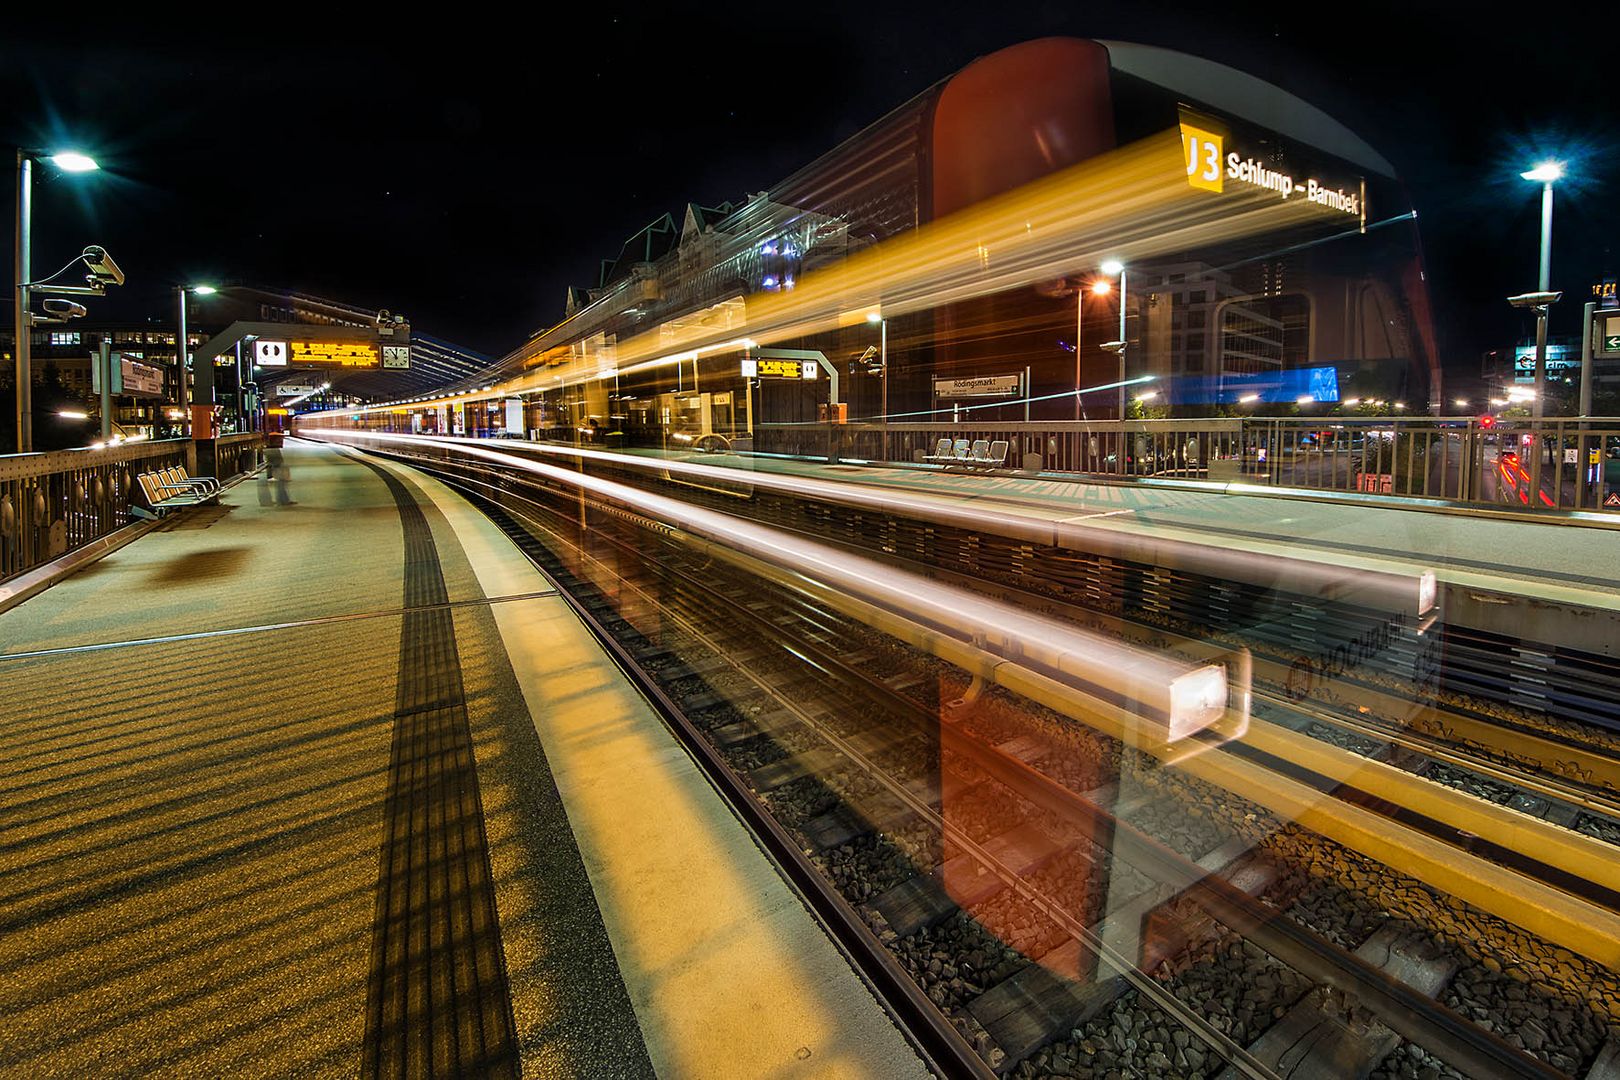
[382,345,410,370]
[1181,122,1224,193]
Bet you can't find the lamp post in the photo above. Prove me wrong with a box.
[1521,162,1562,422]
[12,149,98,453]
[1101,259,1127,419]
[867,311,887,421]
[176,284,217,436]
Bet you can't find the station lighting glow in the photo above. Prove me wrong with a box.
[1343,398,1361,406]
[866,312,883,323]
[1237,393,1259,404]
[1453,398,1469,409]
[1090,280,1112,295]
[1297,395,1316,405]
[49,152,99,173]
[1521,162,1564,183]
[191,285,218,295]
[1100,259,1125,275]
[1394,401,1407,409]
[1134,390,1158,402]
[308,128,1363,421]
[57,409,88,420]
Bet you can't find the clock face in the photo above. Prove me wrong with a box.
[382,345,410,369]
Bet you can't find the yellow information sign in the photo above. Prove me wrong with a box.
[290,341,381,368]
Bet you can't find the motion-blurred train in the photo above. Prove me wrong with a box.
[307,36,1436,449]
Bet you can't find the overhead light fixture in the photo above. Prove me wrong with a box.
[49,152,99,173]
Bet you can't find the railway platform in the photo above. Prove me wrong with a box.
[0,440,928,1079]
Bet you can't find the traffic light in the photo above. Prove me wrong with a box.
[1479,414,1497,430]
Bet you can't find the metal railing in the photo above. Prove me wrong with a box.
[216,432,265,483]
[755,417,1620,514]
[0,435,264,583]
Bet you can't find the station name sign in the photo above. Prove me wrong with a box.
[933,374,1021,399]
[1182,119,1363,217]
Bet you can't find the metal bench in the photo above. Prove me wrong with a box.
[160,466,220,498]
[133,469,216,519]
[925,438,973,465]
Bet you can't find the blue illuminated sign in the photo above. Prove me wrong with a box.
[1165,366,1342,405]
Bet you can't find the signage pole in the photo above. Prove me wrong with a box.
[176,286,189,430]
[14,152,31,454]
[1075,287,1083,421]
[1117,269,1128,422]
[1580,301,1596,508]
[99,339,112,440]
[1580,301,1595,419]
[879,318,888,423]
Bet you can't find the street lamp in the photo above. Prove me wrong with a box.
[866,310,888,420]
[13,148,100,453]
[1100,259,1127,419]
[176,284,218,435]
[1520,161,1563,421]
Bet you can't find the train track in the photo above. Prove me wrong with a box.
[365,445,1604,1079]
[556,448,1620,839]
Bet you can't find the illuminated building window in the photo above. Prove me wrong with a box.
[50,331,80,346]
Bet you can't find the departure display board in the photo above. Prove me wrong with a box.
[742,358,817,379]
[290,341,381,368]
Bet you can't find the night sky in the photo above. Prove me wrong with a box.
[4,3,1612,382]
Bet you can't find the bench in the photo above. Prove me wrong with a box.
[132,467,218,519]
[924,437,1009,470]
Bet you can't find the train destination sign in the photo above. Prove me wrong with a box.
[1181,118,1362,216]
[291,341,381,368]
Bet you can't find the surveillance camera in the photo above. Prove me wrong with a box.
[81,245,125,287]
[1507,290,1561,309]
[42,298,87,319]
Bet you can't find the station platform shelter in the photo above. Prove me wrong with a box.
[0,441,928,1079]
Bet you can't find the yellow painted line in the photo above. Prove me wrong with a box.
[1240,718,1620,898]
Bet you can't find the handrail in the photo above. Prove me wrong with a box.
[0,435,263,583]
